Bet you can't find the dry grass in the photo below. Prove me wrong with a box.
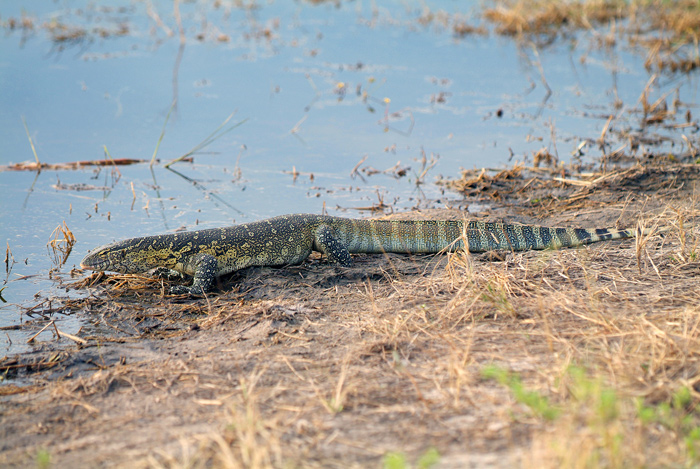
[3,163,700,468]
[481,0,700,73]
[483,0,629,38]
[278,205,700,467]
[47,221,76,267]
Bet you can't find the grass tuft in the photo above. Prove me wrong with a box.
[47,221,76,267]
[383,447,440,469]
[483,365,560,420]
[35,448,50,469]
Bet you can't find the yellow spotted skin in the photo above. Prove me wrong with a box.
[81,214,640,295]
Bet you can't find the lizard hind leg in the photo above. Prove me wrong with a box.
[170,253,219,296]
[314,225,353,267]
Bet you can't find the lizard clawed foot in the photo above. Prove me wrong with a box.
[153,267,185,281]
[169,285,206,297]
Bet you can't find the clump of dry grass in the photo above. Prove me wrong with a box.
[47,221,76,267]
[483,0,628,38]
[482,0,700,74]
[169,368,284,469]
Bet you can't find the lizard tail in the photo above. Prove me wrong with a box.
[464,222,667,252]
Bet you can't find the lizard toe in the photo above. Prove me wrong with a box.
[169,285,205,297]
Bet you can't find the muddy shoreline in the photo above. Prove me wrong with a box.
[2,162,699,467]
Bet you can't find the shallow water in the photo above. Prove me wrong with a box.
[0,0,696,356]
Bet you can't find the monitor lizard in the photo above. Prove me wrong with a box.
[80,213,651,295]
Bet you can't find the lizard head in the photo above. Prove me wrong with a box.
[80,237,177,274]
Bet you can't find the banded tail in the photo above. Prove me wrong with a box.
[331,218,644,254]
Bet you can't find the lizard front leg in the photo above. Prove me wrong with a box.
[314,225,352,266]
[170,253,219,296]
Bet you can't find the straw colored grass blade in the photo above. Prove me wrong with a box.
[21,116,40,165]
[164,112,248,168]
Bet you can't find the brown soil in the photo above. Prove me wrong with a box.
[2,163,699,468]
